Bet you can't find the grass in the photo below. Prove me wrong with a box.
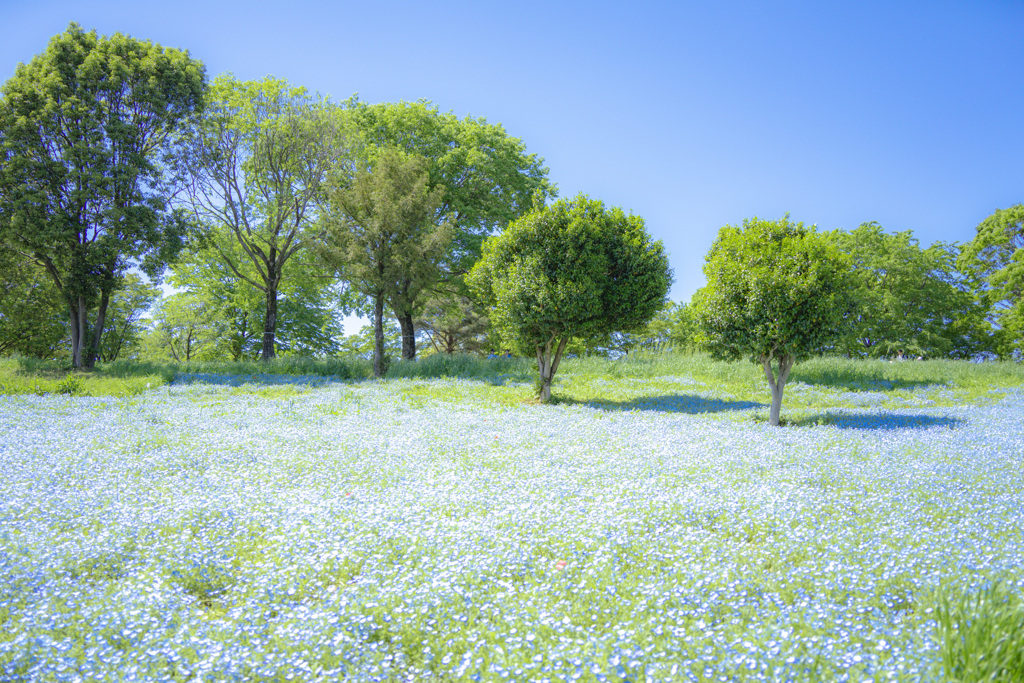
[5,351,1021,405]
[932,579,1024,682]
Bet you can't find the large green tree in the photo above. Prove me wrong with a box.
[0,23,206,368]
[959,205,1024,357]
[180,75,347,361]
[147,292,221,362]
[347,101,555,358]
[830,222,991,359]
[468,194,671,402]
[692,216,854,426]
[316,148,452,377]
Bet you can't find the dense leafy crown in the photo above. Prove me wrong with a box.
[693,216,854,363]
[0,22,206,287]
[468,194,671,354]
[346,101,555,273]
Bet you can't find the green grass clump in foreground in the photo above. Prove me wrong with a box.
[933,580,1024,682]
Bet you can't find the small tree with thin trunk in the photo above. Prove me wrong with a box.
[692,216,854,426]
[468,194,671,402]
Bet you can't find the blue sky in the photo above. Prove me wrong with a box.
[3,0,1023,308]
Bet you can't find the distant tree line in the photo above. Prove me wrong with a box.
[2,24,1023,390]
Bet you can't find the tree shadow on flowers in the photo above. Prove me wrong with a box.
[797,411,964,430]
[569,393,765,414]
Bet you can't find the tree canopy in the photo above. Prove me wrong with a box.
[829,222,991,359]
[179,74,347,361]
[0,22,206,368]
[468,194,671,401]
[346,100,555,358]
[959,204,1024,357]
[692,216,854,426]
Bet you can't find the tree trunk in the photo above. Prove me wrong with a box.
[85,292,110,370]
[398,311,416,360]
[762,353,795,426]
[261,286,278,362]
[69,298,83,369]
[373,293,386,378]
[536,335,568,403]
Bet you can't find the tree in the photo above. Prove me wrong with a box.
[959,205,1024,356]
[632,300,698,354]
[415,287,489,355]
[468,194,671,402]
[97,273,160,362]
[338,320,402,364]
[692,216,854,426]
[316,148,452,377]
[0,23,205,369]
[148,292,221,362]
[829,222,991,359]
[180,75,347,361]
[169,240,347,360]
[347,101,555,359]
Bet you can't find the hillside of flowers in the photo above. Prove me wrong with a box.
[1,373,1022,681]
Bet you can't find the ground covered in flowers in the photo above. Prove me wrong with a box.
[1,372,1022,681]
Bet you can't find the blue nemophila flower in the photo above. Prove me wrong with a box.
[0,379,1022,681]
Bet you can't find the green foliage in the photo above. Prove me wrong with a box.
[692,216,855,425]
[694,216,854,364]
[933,580,1024,683]
[317,148,452,375]
[0,248,67,358]
[829,222,992,359]
[180,74,347,361]
[959,204,1024,357]
[468,194,671,400]
[347,100,555,274]
[163,242,346,361]
[338,321,401,362]
[415,287,489,356]
[97,274,160,363]
[147,292,223,362]
[605,300,698,356]
[0,358,168,397]
[387,352,533,382]
[55,374,84,396]
[0,22,206,368]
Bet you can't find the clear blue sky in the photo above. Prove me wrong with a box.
[3,0,1023,305]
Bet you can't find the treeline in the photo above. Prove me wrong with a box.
[1,24,1022,371]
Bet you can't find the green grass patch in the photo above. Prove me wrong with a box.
[932,579,1024,682]
[0,358,168,397]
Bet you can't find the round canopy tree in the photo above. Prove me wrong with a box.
[692,216,854,426]
[468,194,671,402]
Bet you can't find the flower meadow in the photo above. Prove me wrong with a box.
[1,372,1023,682]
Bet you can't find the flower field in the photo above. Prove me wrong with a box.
[1,370,1023,681]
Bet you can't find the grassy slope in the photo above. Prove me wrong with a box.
[3,353,1023,410]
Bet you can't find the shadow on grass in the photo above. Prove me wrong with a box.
[556,393,765,414]
[171,373,347,388]
[778,411,965,430]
